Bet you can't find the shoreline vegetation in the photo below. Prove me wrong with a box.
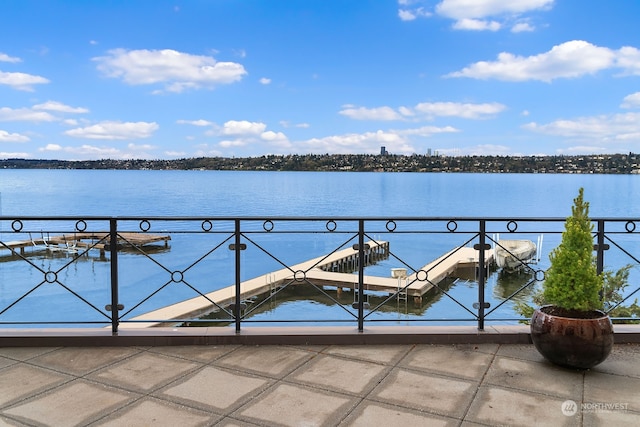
[1,153,639,173]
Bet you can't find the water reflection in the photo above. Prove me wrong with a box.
[493,268,537,303]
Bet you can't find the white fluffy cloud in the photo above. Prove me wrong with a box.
[398,6,431,21]
[0,53,21,63]
[0,150,30,158]
[32,101,89,114]
[64,121,159,140]
[339,106,404,121]
[93,48,247,93]
[0,107,56,122]
[435,0,554,20]
[340,101,505,121]
[301,125,458,154]
[0,52,49,91]
[616,46,640,76]
[0,71,50,91]
[394,125,460,136]
[511,21,535,33]
[523,112,640,142]
[446,40,640,82]
[37,142,158,159]
[177,119,214,126]
[304,130,406,154]
[220,120,267,136]
[621,92,640,109]
[399,0,553,31]
[279,121,310,129]
[414,102,505,119]
[453,18,501,31]
[439,144,512,156]
[0,130,29,142]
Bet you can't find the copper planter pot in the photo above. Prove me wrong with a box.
[530,305,614,369]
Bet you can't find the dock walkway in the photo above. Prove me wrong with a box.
[1,232,170,256]
[124,242,493,328]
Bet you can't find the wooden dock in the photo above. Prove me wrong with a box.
[1,232,170,256]
[123,242,493,328]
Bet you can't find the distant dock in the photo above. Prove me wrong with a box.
[0,232,171,256]
[124,242,493,328]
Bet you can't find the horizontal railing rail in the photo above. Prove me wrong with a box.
[1,216,639,334]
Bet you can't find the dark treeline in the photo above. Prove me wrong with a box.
[2,153,639,173]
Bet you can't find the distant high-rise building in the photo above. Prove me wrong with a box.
[380,146,388,155]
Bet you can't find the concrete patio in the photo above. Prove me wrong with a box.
[1,341,639,426]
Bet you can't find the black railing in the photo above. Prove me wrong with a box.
[1,216,639,333]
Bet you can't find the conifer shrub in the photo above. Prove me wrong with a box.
[541,187,603,313]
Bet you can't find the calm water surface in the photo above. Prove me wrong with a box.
[2,169,639,217]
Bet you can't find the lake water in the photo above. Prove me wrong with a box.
[2,169,640,218]
[1,170,639,327]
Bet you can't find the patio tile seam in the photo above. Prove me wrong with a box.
[147,385,264,418]
[340,398,463,427]
[359,365,480,420]
[213,415,262,427]
[81,369,252,420]
[331,361,447,425]
[312,352,403,368]
[301,350,400,370]
[0,412,26,426]
[57,375,149,399]
[221,379,290,420]
[269,373,390,400]
[0,368,78,411]
[287,344,330,353]
[225,377,362,424]
[319,344,416,367]
[20,351,150,378]
[0,377,146,426]
[277,359,389,400]
[457,342,500,423]
[83,364,206,397]
[80,395,153,427]
[0,347,62,363]
[472,382,585,404]
[385,362,486,384]
[82,395,223,427]
[156,363,281,414]
[145,346,241,364]
[208,357,315,381]
[362,393,467,421]
[478,379,584,402]
[589,369,640,380]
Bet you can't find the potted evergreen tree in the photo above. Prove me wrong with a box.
[530,187,614,369]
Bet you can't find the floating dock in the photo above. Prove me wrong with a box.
[0,232,171,256]
[124,242,493,328]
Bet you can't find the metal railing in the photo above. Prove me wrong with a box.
[1,216,639,334]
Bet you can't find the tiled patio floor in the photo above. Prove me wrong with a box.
[1,343,639,426]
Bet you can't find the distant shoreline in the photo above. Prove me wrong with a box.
[1,153,639,174]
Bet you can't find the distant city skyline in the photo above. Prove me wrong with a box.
[1,1,640,160]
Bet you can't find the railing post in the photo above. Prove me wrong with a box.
[109,218,119,335]
[357,220,365,332]
[596,219,606,275]
[477,220,487,331]
[234,219,242,334]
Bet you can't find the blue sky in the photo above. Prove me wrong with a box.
[1,0,640,160]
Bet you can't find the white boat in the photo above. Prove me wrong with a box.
[495,239,537,272]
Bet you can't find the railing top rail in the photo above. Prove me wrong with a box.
[2,215,639,222]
